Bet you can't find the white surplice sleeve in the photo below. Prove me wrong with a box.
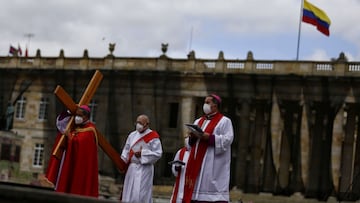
[139,138,163,164]
[214,116,234,155]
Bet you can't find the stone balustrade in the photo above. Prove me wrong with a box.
[1,53,360,77]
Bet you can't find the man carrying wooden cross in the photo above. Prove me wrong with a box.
[41,70,127,198]
[44,105,99,197]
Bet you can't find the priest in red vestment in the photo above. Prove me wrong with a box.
[44,105,99,197]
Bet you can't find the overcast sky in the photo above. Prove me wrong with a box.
[1,0,360,61]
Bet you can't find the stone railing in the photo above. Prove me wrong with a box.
[1,55,360,77]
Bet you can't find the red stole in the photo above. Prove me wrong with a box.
[171,147,187,203]
[182,113,223,203]
[126,130,160,169]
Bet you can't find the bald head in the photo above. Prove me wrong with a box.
[137,114,149,124]
[135,114,150,132]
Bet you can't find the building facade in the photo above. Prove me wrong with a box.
[0,48,359,201]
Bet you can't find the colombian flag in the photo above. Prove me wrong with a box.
[302,0,331,36]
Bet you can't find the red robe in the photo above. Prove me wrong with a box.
[45,122,99,197]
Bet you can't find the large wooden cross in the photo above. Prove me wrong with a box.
[52,70,127,173]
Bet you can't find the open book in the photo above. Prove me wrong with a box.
[185,123,203,136]
[168,160,186,166]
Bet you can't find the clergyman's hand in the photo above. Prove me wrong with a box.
[134,151,141,158]
[189,132,196,138]
[134,146,142,158]
[201,132,210,141]
[64,129,71,137]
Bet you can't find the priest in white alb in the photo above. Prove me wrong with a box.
[183,94,234,203]
[120,114,163,203]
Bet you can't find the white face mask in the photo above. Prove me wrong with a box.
[203,103,212,114]
[136,123,144,132]
[75,116,84,125]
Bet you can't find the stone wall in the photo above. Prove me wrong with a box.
[0,53,359,201]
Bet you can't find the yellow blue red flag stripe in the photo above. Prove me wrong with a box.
[302,0,331,36]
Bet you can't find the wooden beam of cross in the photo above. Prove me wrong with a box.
[52,70,127,173]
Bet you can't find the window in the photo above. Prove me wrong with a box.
[38,97,49,120]
[33,143,44,167]
[89,100,97,123]
[0,144,20,162]
[14,146,21,162]
[0,144,11,160]
[15,96,26,119]
[168,102,179,128]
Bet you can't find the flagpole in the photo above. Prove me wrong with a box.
[296,0,305,60]
[188,26,194,52]
[24,33,34,57]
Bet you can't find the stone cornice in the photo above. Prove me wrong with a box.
[1,53,359,77]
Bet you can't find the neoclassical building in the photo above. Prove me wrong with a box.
[0,46,359,201]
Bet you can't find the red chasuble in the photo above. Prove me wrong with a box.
[46,122,99,197]
[45,132,64,187]
[182,112,223,203]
